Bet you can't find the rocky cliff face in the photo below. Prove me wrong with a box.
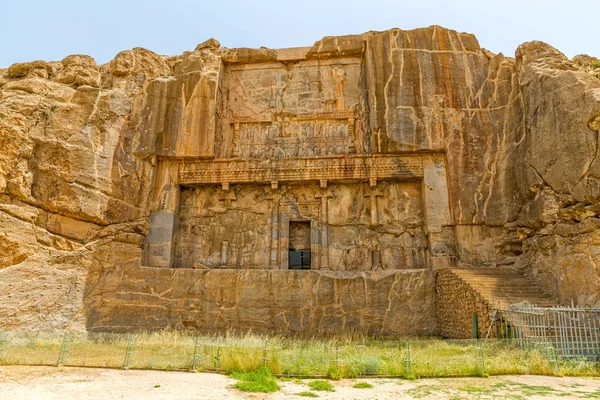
[513,43,600,306]
[0,49,167,331]
[0,26,598,334]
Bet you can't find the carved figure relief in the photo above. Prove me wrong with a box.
[218,58,362,159]
[174,182,426,271]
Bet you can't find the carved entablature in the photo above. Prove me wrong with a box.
[178,154,424,186]
[231,109,357,159]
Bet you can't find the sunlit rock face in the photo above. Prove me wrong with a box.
[0,26,598,335]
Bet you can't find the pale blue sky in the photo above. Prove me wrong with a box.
[1,0,598,68]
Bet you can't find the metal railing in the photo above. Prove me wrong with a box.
[492,304,600,360]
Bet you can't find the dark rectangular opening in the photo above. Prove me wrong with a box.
[289,250,311,270]
[289,220,311,270]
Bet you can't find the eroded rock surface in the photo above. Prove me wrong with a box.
[0,26,598,335]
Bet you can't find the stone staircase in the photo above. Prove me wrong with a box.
[450,268,557,308]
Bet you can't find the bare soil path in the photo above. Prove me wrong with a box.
[0,366,599,399]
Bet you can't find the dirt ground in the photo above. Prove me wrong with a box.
[0,366,599,399]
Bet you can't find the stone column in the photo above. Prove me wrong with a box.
[270,195,280,269]
[232,121,241,157]
[347,114,356,152]
[422,153,456,268]
[144,159,180,268]
[310,220,320,270]
[315,188,334,270]
[220,241,229,267]
[364,183,384,226]
[279,215,290,270]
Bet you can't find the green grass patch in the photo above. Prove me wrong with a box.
[580,390,600,398]
[297,392,319,397]
[1,330,599,379]
[459,385,489,393]
[510,383,560,397]
[308,380,334,391]
[353,382,373,388]
[407,384,446,398]
[231,366,280,393]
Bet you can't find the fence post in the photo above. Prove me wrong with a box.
[123,334,135,370]
[213,342,221,372]
[404,342,413,378]
[330,342,341,378]
[475,339,486,376]
[191,336,201,372]
[262,339,270,368]
[472,313,479,339]
[57,331,72,366]
[357,344,365,376]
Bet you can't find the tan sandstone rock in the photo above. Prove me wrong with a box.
[53,54,101,87]
[1,25,599,336]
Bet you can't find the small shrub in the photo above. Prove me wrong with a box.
[591,60,600,69]
[326,367,342,380]
[154,384,160,388]
[298,392,319,397]
[353,382,373,389]
[362,356,382,375]
[231,366,280,393]
[308,380,334,391]
[44,102,59,120]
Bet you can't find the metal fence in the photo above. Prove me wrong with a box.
[493,304,600,360]
[0,330,598,377]
[0,332,507,378]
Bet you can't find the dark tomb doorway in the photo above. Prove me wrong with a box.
[289,221,311,270]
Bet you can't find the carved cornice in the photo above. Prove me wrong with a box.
[232,109,356,124]
[179,154,424,186]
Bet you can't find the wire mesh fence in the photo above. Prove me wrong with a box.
[0,331,598,378]
[493,305,600,361]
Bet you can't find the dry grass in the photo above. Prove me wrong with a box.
[0,330,598,379]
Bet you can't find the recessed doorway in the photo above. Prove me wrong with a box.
[289,221,311,270]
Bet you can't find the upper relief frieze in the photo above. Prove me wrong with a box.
[215,57,364,159]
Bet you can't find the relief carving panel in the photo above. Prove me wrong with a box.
[175,182,426,271]
[216,58,363,159]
